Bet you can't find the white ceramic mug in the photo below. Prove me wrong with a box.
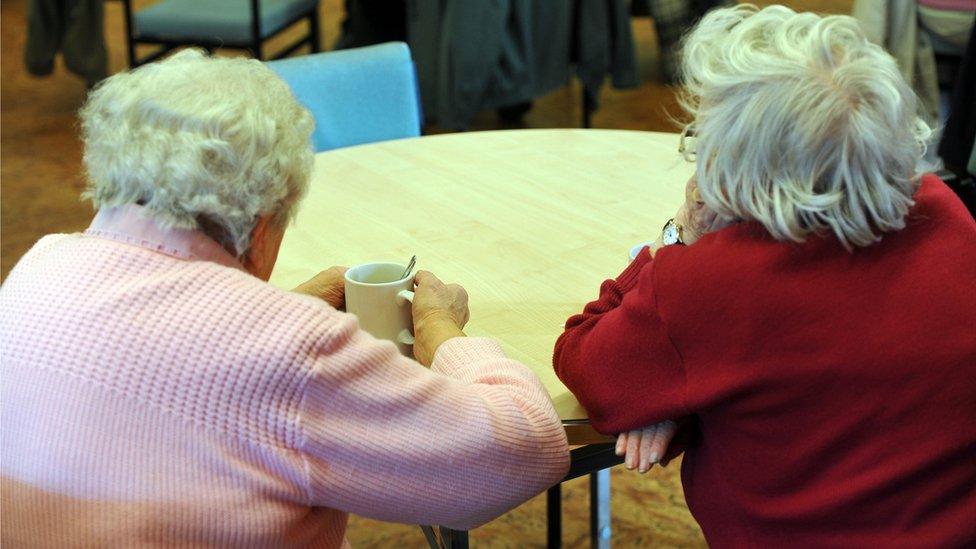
[344,262,415,357]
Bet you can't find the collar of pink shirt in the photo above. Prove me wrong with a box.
[84,204,246,272]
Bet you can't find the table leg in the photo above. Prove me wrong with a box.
[421,525,441,548]
[438,526,470,549]
[547,483,562,548]
[590,469,611,549]
[419,444,622,548]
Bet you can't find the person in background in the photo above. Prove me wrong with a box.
[1,49,569,547]
[555,6,975,547]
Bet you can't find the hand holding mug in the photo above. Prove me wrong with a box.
[293,266,348,309]
[411,270,470,329]
[411,270,469,366]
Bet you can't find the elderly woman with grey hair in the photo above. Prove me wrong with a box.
[555,5,976,547]
[0,50,569,546]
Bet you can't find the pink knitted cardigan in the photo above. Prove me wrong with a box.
[0,205,570,547]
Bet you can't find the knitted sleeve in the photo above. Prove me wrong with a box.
[553,248,689,434]
[297,314,569,531]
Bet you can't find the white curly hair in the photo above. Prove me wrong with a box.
[679,5,933,249]
[80,49,314,257]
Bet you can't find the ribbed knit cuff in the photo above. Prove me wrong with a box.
[430,337,508,378]
[616,246,654,292]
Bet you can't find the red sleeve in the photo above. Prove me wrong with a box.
[553,247,690,434]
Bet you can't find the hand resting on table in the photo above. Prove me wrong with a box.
[616,420,678,474]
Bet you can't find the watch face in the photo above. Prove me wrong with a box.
[662,221,681,245]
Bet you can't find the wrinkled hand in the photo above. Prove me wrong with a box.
[411,270,470,330]
[411,270,470,366]
[292,266,348,310]
[673,177,735,245]
[616,420,677,473]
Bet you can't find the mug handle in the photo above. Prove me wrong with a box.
[396,290,415,345]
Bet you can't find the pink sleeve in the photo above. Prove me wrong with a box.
[297,316,570,530]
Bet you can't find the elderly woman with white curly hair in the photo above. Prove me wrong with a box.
[555,5,976,547]
[0,50,570,546]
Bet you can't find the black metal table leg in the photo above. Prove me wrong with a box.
[589,469,611,548]
[421,525,440,548]
[417,443,622,547]
[547,483,562,548]
[439,526,469,549]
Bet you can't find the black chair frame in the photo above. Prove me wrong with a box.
[119,0,320,67]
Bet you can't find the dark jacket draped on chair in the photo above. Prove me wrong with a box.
[25,0,108,85]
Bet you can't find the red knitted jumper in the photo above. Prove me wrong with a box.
[554,174,976,547]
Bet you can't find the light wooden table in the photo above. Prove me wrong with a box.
[270,129,693,548]
[270,128,694,445]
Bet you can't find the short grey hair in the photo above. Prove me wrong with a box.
[80,49,314,257]
[679,5,933,249]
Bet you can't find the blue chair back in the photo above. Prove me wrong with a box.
[268,42,422,152]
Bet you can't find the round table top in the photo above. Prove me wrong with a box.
[270,129,695,444]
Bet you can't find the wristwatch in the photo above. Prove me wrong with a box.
[661,218,685,246]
